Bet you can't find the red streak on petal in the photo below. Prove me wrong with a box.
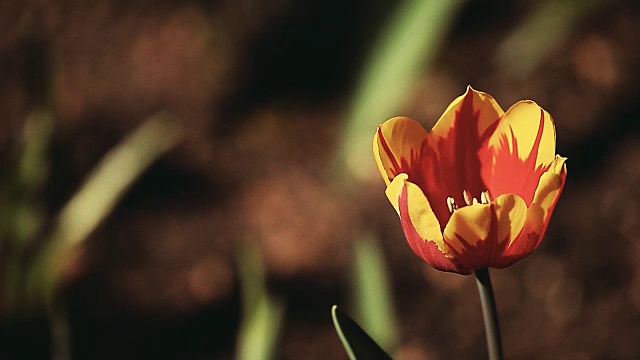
[527,109,546,169]
[446,204,498,270]
[489,110,549,206]
[501,162,567,263]
[377,127,402,180]
[411,91,498,228]
[492,229,541,269]
[445,203,524,270]
[398,185,464,273]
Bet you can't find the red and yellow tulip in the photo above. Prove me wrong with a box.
[373,86,567,274]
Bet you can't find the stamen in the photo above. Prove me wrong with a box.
[463,190,472,206]
[446,196,457,213]
[456,190,491,209]
[480,191,492,204]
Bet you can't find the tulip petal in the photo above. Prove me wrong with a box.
[373,117,427,185]
[531,155,567,221]
[387,175,462,273]
[412,87,505,227]
[493,194,528,246]
[373,87,567,274]
[502,156,567,263]
[443,203,492,253]
[486,101,557,205]
[442,194,528,270]
[384,173,409,216]
[508,205,544,258]
[431,86,505,141]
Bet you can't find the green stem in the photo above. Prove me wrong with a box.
[475,268,503,360]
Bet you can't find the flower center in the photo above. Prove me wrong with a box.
[446,190,491,213]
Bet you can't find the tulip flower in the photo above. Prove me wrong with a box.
[373,86,566,275]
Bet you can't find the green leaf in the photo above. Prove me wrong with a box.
[352,233,398,351]
[331,305,393,360]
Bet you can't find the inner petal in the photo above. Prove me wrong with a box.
[443,202,493,254]
[493,194,527,246]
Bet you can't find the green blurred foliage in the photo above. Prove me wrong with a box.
[237,241,285,360]
[336,0,466,183]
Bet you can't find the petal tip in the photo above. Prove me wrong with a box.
[552,155,568,175]
[385,173,409,215]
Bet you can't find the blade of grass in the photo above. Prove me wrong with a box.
[352,232,398,352]
[2,109,53,311]
[14,113,182,360]
[14,110,53,246]
[27,113,182,301]
[237,293,285,360]
[335,0,466,182]
[54,115,180,249]
[237,242,284,360]
[495,0,609,78]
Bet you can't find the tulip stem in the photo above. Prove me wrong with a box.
[475,268,503,360]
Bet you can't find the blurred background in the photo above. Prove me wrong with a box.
[1,0,639,359]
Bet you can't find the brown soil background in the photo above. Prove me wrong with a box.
[1,0,640,359]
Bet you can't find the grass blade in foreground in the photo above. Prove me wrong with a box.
[331,305,393,360]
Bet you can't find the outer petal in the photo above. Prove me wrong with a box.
[386,174,462,273]
[500,156,567,265]
[442,194,527,271]
[412,87,505,228]
[385,173,408,216]
[485,101,557,205]
[373,117,427,185]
